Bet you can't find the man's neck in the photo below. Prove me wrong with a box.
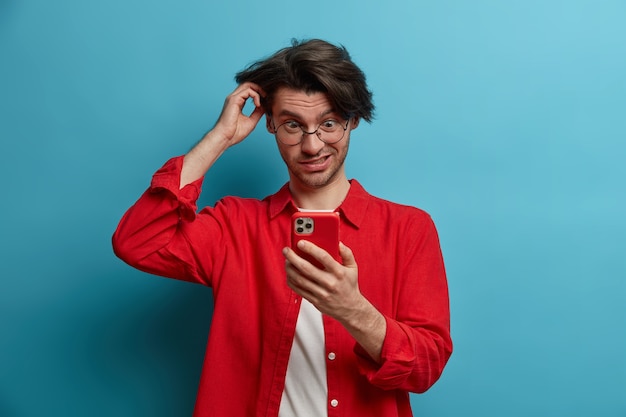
[289,177,351,211]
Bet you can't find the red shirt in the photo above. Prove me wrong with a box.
[113,156,452,417]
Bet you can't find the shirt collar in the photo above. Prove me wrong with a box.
[268,179,370,229]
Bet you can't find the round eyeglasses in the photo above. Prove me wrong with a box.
[271,119,351,146]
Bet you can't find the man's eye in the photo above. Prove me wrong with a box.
[285,121,301,129]
[321,120,339,130]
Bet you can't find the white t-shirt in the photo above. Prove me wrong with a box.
[278,299,327,417]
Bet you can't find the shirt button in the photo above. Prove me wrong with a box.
[328,352,336,360]
[330,399,338,407]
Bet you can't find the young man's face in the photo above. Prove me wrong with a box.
[266,87,358,190]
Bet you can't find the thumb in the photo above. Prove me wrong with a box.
[339,242,357,268]
[249,104,265,123]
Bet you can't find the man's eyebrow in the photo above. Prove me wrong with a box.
[276,110,301,119]
[276,109,338,119]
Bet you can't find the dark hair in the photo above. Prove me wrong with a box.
[235,39,374,122]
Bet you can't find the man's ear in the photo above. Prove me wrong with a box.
[266,114,275,134]
[351,118,360,130]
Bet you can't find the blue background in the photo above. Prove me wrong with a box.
[1,0,625,416]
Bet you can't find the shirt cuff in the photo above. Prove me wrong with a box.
[354,316,416,389]
[150,156,204,221]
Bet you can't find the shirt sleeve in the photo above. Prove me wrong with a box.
[112,156,214,285]
[354,214,452,393]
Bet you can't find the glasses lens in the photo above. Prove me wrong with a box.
[276,124,302,145]
[318,120,344,144]
[275,119,348,145]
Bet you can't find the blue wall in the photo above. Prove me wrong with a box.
[1,1,625,415]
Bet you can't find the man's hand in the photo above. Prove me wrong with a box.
[283,241,387,363]
[284,240,360,318]
[180,83,265,188]
[212,82,266,146]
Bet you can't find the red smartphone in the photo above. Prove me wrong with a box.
[291,212,341,269]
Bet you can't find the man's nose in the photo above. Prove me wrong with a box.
[300,131,325,155]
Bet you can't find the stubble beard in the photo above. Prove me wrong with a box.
[281,142,349,189]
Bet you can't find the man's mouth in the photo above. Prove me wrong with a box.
[299,155,331,171]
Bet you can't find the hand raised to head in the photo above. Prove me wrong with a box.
[180,82,266,188]
[212,82,266,147]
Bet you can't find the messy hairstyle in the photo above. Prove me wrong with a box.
[235,39,375,122]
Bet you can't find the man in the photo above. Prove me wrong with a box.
[113,39,452,417]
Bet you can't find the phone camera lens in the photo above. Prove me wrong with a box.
[305,223,312,229]
[296,219,304,225]
[296,227,304,233]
